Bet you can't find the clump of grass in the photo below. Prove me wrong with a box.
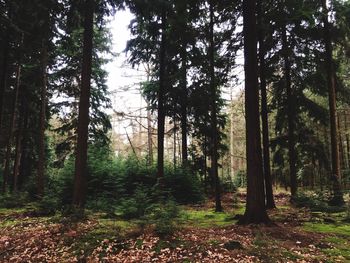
[181,209,236,228]
[303,222,350,237]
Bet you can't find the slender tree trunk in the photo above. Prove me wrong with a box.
[18,106,28,191]
[204,135,208,192]
[281,24,297,200]
[230,98,235,179]
[338,114,345,173]
[239,0,270,224]
[0,34,9,132]
[257,0,276,209]
[173,115,177,169]
[178,1,188,166]
[72,0,94,208]
[157,10,167,184]
[37,38,49,198]
[147,101,153,166]
[0,1,10,132]
[180,45,188,166]
[2,57,22,193]
[209,1,222,212]
[322,0,344,205]
[13,111,24,192]
[344,112,350,170]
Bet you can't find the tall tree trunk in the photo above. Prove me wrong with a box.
[173,114,177,169]
[37,38,49,198]
[239,0,270,224]
[13,110,24,192]
[147,101,153,166]
[72,0,94,208]
[0,0,10,131]
[204,135,208,191]
[157,10,167,184]
[180,44,188,166]
[0,34,9,132]
[338,114,345,173]
[344,112,350,170]
[322,0,344,205]
[230,97,235,179]
[281,24,297,200]
[209,1,222,212]
[178,0,188,166]
[18,106,29,191]
[2,57,22,193]
[257,0,276,209]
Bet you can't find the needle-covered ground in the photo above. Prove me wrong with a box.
[1,193,350,263]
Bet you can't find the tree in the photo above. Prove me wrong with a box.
[239,0,270,224]
[208,0,222,212]
[322,0,344,205]
[257,0,276,209]
[157,7,167,182]
[72,0,95,208]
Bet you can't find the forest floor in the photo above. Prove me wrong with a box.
[1,192,350,263]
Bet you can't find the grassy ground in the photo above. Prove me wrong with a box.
[1,193,350,262]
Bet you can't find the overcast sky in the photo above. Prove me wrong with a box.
[105,9,146,115]
[104,9,244,117]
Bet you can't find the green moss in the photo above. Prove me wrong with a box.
[154,239,187,254]
[181,209,236,228]
[303,222,350,237]
[322,236,350,260]
[0,219,20,228]
[280,250,303,261]
[0,207,27,215]
[67,217,138,258]
[208,239,220,246]
[322,247,350,261]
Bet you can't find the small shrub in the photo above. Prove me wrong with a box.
[294,191,345,213]
[36,194,60,216]
[119,185,152,219]
[61,205,87,222]
[164,168,204,204]
[233,170,246,188]
[151,200,180,237]
[0,193,28,208]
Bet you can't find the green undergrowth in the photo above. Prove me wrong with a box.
[303,222,350,237]
[303,221,350,261]
[322,236,350,261]
[180,209,237,228]
[69,217,136,258]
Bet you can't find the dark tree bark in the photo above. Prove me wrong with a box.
[322,0,344,205]
[281,24,297,200]
[2,56,22,193]
[18,105,29,191]
[0,0,10,132]
[257,0,276,209]
[338,115,345,172]
[37,38,49,198]
[344,112,350,170]
[157,10,167,184]
[239,0,270,224]
[147,101,153,166]
[180,44,188,166]
[72,0,94,208]
[173,114,177,169]
[13,110,24,192]
[179,1,188,167]
[0,35,9,132]
[209,0,222,212]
